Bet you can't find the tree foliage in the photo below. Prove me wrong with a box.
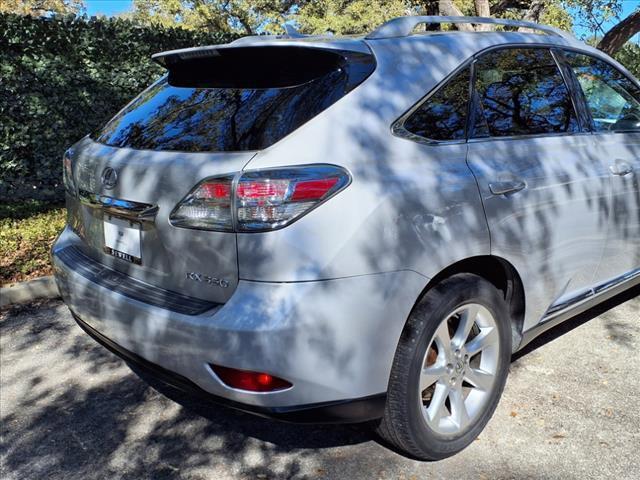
[0,13,237,202]
[613,42,640,78]
[295,0,408,35]
[129,0,297,34]
[0,0,84,17]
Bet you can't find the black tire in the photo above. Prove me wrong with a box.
[377,273,512,460]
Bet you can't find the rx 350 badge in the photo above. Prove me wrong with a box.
[186,272,230,288]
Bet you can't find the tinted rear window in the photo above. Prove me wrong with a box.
[92,47,375,152]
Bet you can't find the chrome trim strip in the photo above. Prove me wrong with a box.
[542,269,640,323]
[518,268,640,351]
[79,190,159,222]
[594,268,640,295]
[545,289,593,317]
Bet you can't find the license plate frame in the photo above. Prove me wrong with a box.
[103,215,142,265]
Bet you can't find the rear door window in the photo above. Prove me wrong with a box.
[473,48,579,138]
[563,51,640,133]
[92,47,375,152]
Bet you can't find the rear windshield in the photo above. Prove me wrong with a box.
[92,46,375,152]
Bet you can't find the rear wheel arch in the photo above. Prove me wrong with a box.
[415,256,526,352]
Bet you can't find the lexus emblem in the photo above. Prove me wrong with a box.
[101,167,118,189]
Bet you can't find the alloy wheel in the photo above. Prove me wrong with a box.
[419,303,500,435]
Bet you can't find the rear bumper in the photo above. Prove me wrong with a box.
[74,313,386,423]
[52,227,427,423]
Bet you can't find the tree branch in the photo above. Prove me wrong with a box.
[597,9,640,55]
[491,0,530,16]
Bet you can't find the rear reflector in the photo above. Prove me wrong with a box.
[211,365,292,392]
[170,165,350,232]
[291,178,339,201]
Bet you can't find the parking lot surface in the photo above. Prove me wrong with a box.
[1,288,638,480]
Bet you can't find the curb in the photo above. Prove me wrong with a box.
[0,276,60,308]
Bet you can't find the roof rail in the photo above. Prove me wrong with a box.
[283,24,305,37]
[366,16,575,41]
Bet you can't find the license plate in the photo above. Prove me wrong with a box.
[103,215,142,264]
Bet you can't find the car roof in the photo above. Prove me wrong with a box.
[152,17,595,68]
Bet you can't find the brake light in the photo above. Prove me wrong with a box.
[170,165,349,232]
[210,365,292,392]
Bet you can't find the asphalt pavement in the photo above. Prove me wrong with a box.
[1,287,638,480]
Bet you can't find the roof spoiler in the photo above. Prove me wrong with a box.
[152,23,310,68]
[366,16,576,41]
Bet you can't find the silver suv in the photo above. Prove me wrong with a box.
[52,16,640,460]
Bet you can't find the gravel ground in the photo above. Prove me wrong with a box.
[1,288,638,480]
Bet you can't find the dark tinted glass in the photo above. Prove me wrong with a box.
[92,48,375,152]
[473,48,579,138]
[564,51,640,132]
[404,67,470,141]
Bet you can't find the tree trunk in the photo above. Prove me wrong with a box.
[474,0,492,31]
[438,0,476,32]
[420,1,442,31]
[598,9,640,56]
[518,0,545,33]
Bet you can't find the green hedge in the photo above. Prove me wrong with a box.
[0,14,237,202]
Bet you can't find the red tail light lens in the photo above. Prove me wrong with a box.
[170,165,350,232]
[211,365,292,392]
[170,175,234,231]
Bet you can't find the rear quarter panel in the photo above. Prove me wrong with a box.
[237,36,493,282]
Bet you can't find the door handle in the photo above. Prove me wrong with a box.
[609,161,633,176]
[489,180,527,196]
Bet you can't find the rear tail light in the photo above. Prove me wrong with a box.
[170,174,235,231]
[170,165,349,232]
[210,365,292,392]
[63,151,76,195]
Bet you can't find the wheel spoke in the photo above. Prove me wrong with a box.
[464,367,494,391]
[420,364,446,391]
[434,321,453,359]
[452,305,479,347]
[449,385,470,430]
[464,326,498,357]
[426,382,449,424]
